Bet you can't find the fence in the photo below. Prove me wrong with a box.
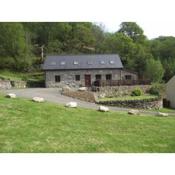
[93,79,151,87]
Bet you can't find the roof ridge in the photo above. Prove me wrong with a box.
[46,53,119,57]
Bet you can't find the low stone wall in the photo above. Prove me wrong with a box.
[62,90,96,103]
[0,80,12,89]
[96,85,151,97]
[11,80,26,89]
[0,79,26,89]
[97,97,163,109]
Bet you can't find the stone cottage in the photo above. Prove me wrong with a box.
[166,75,175,108]
[43,54,138,88]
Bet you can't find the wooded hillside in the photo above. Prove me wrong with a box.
[0,22,175,82]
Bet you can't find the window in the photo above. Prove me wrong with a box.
[75,75,80,81]
[109,60,114,64]
[100,60,105,64]
[95,74,101,80]
[106,74,112,80]
[125,75,132,80]
[55,75,60,82]
[60,61,65,65]
[87,61,93,65]
[50,61,56,65]
[74,61,79,65]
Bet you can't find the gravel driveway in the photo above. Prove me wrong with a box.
[2,88,128,111]
[2,88,174,115]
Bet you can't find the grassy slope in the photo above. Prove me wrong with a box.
[0,69,44,81]
[0,95,175,153]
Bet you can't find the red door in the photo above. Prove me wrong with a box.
[85,74,91,87]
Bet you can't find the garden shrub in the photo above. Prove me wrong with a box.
[131,88,143,96]
[149,83,165,97]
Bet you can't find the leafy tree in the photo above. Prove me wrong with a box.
[118,22,146,43]
[0,23,32,70]
[145,58,164,82]
[149,36,175,81]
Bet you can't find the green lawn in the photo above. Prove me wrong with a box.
[0,69,44,81]
[0,94,175,153]
[99,95,158,102]
[153,108,175,113]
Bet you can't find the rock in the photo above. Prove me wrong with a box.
[78,87,87,91]
[99,93,106,98]
[157,112,169,117]
[62,85,71,92]
[32,97,45,103]
[6,93,16,98]
[98,105,109,112]
[128,109,140,115]
[65,101,77,108]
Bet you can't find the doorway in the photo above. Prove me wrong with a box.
[84,74,91,87]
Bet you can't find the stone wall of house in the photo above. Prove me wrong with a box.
[97,98,163,109]
[121,70,138,80]
[45,69,138,88]
[96,85,151,97]
[0,80,12,89]
[62,89,96,103]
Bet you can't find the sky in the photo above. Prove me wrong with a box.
[0,0,175,39]
[100,21,175,39]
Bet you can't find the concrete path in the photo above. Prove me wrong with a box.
[1,88,174,116]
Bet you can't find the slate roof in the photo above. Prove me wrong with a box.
[42,54,123,70]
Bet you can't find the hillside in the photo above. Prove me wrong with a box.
[0,22,175,82]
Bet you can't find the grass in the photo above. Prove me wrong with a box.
[0,94,175,153]
[99,95,158,102]
[0,69,44,81]
[152,107,175,113]
[0,70,25,80]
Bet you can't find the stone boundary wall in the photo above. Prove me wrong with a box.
[11,81,26,89]
[0,80,26,89]
[62,90,96,103]
[97,97,163,109]
[96,85,151,97]
[0,80,12,89]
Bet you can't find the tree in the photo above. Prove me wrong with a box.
[67,23,96,53]
[118,22,146,43]
[91,24,105,53]
[0,23,26,57]
[145,58,164,82]
[0,23,32,70]
[100,32,135,63]
[149,36,175,81]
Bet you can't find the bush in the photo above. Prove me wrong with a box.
[131,88,143,96]
[149,83,165,97]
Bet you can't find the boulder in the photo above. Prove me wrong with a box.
[6,93,16,98]
[62,85,71,92]
[78,87,87,91]
[98,105,109,112]
[157,112,169,117]
[32,97,45,103]
[128,109,140,115]
[99,93,106,98]
[65,101,77,108]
